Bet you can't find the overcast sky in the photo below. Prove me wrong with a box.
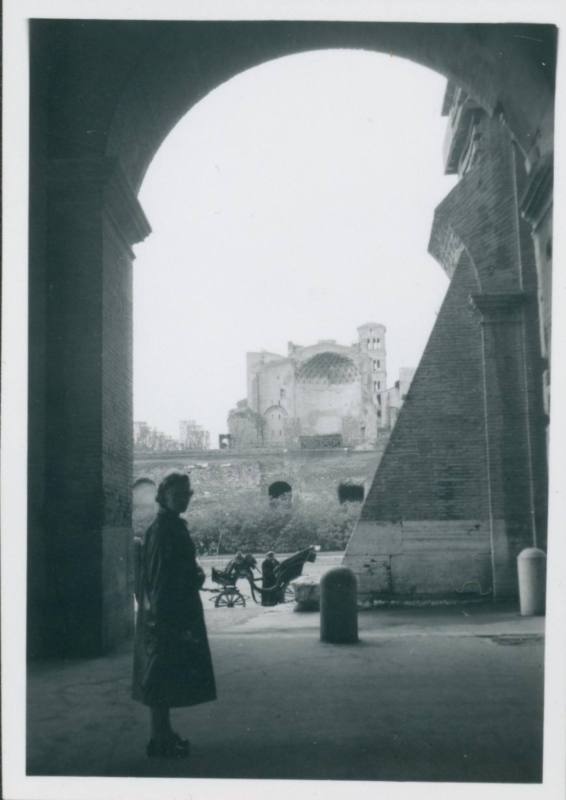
[133,49,457,444]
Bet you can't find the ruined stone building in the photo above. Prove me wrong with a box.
[227,324,388,449]
[378,368,416,431]
[179,419,210,450]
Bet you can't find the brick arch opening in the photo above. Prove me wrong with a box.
[28,20,555,655]
[132,478,157,544]
[268,481,293,505]
[338,483,365,504]
[133,477,155,490]
[132,477,156,505]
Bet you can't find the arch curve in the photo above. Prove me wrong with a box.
[133,476,156,490]
[268,480,293,502]
[97,21,556,191]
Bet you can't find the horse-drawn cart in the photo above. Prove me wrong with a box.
[209,547,317,608]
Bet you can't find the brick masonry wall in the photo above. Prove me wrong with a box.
[347,116,546,597]
[101,217,135,647]
[360,252,486,524]
[134,447,385,513]
[28,156,148,656]
[430,114,520,292]
[512,147,548,549]
[42,177,105,656]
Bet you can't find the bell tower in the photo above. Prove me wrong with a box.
[357,322,387,412]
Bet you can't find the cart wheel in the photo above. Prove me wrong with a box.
[233,593,246,607]
[215,593,228,608]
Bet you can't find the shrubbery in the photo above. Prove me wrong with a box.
[188,493,360,554]
[133,491,361,554]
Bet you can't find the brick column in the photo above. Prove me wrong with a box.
[42,157,150,655]
[520,154,553,429]
[470,292,538,597]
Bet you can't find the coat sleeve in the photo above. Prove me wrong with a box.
[145,528,179,634]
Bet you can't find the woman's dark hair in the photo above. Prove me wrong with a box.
[156,471,192,507]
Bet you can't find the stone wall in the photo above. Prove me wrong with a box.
[344,253,490,597]
[134,446,384,510]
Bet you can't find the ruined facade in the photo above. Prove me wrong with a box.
[228,324,387,449]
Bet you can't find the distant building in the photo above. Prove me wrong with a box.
[134,421,182,452]
[378,368,416,431]
[133,420,150,445]
[227,323,389,449]
[179,420,210,450]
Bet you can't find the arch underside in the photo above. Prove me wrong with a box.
[36,21,556,193]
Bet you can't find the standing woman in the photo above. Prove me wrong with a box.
[132,471,216,758]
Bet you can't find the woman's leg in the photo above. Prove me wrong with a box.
[150,706,173,744]
[148,706,189,756]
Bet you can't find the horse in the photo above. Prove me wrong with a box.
[240,546,317,605]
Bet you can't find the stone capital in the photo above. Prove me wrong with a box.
[469,292,529,324]
[47,157,151,249]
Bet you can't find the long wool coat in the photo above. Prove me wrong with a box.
[132,508,217,708]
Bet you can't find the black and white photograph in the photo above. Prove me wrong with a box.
[2,1,566,799]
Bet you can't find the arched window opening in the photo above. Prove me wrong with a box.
[133,477,155,489]
[132,478,157,536]
[268,481,292,506]
[338,483,365,504]
[133,477,157,502]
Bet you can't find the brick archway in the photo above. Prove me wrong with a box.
[28,20,555,655]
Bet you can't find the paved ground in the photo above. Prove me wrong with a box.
[27,599,545,783]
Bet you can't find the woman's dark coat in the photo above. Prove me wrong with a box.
[132,508,217,708]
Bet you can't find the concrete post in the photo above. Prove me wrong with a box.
[320,567,358,644]
[517,548,546,616]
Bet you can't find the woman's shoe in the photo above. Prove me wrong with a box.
[172,732,190,749]
[146,735,190,758]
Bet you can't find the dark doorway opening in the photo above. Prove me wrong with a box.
[268,481,292,504]
[338,483,365,504]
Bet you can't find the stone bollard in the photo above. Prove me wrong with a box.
[320,567,359,643]
[517,548,546,616]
